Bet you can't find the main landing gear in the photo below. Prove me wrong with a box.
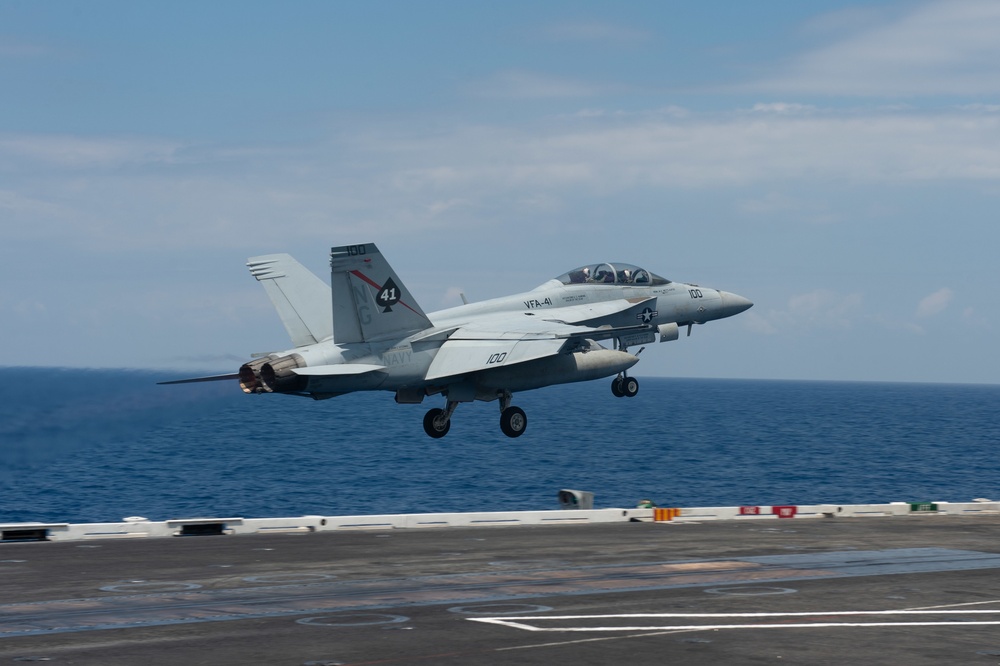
[422,403,455,439]
[498,390,527,438]
[422,390,527,439]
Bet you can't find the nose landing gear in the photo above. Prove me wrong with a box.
[612,374,639,398]
[611,337,640,398]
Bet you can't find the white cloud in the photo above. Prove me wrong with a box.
[2,102,999,252]
[569,106,691,120]
[753,0,1000,96]
[470,70,617,99]
[959,306,991,331]
[788,290,863,324]
[542,21,650,44]
[0,36,54,58]
[425,198,472,217]
[797,6,899,39]
[0,189,69,217]
[742,311,778,336]
[750,290,962,340]
[751,290,864,334]
[0,134,181,169]
[368,110,1000,194]
[440,287,467,309]
[749,103,818,115]
[735,192,839,225]
[957,104,1000,113]
[916,288,953,318]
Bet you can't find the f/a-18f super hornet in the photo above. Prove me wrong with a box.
[162,243,752,438]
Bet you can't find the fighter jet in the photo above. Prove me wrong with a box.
[162,243,752,438]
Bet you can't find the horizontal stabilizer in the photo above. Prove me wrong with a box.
[291,364,387,376]
[247,254,332,347]
[157,373,240,385]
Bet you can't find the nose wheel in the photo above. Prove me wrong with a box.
[612,374,639,398]
[611,337,641,398]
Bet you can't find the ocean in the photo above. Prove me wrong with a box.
[1,368,998,525]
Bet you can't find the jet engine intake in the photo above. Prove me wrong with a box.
[260,354,308,393]
[657,323,679,342]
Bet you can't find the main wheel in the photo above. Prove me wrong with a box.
[500,406,527,438]
[423,408,450,438]
[611,377,625,397]
[623,376,639,397]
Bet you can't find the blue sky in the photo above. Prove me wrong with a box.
[1,1,998,384]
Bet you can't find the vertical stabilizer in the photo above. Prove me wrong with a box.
[330,243,433,343]
[247,254,333,347]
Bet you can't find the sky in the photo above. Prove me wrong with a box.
[1,0,998,384]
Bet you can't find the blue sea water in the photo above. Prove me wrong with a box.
[1,368,998,524]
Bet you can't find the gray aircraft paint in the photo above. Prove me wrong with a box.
[163,243,751,437]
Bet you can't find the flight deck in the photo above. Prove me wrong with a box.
[4,507,1000,665]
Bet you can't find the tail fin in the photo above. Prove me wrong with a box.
[247,254,333,347]
[329,243,433,343]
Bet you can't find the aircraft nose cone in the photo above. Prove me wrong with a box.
[719,291,753,317]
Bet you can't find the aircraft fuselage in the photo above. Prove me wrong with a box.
[272,277,749,400]
[164,245,752,437]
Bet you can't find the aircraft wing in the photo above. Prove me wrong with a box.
[424,337,566,381]
[423,309,652,382]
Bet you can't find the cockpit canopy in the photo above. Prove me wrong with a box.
[555,262,671,286]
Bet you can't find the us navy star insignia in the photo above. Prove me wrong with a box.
[637,307,658,324]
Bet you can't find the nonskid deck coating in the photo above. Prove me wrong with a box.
[6,547,1000,638]
[4,517,1000,665]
